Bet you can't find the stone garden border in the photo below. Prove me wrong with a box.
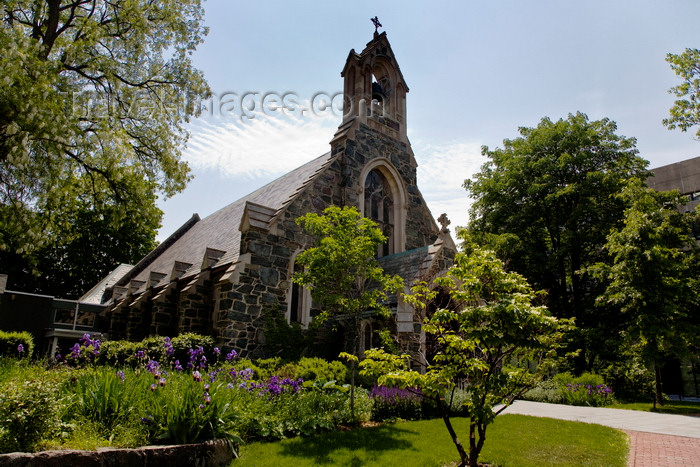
[0,438,235,466]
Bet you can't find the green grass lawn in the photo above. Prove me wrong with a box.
[610,400,700,416]
[233,414,628,467]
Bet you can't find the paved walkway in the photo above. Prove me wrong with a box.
[625,430,700,467]
[501,401,700,467]
[501,400,700,438]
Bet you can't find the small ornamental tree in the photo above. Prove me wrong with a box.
[293,206,403,420]
[588,179,700,407]
[361,244,572,467]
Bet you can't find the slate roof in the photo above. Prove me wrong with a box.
[96,151,336,302]
[80,263,134,304]
[378,246,431,286]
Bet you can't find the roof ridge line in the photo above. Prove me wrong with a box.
[270,151,338,223]
[115,213,201,287]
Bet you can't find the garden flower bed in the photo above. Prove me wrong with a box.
[0,334,371,455]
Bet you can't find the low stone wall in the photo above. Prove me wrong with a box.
[0,439,235,466]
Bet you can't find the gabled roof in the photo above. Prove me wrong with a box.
[79,263,134,304]
[380,236,449,283]
[100,151,336,302]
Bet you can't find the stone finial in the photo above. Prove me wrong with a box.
[437,213,451,233]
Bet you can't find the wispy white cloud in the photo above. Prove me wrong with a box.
[182,115,485,233]
[184,113,338,178]
[413,140,486,231]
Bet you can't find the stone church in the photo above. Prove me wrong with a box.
[82,31,456,360]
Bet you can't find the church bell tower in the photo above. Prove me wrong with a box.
[332,30,410,144]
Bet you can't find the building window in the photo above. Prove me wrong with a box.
[364,169,394,257]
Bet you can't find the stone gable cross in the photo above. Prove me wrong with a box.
[438,213,451,233]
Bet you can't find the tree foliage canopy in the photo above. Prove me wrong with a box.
[588,180,700,404]
[1,0,209,251]
[293,206,403,334]
[464,112,649,369]
[361,244,571,467]
[663,48,700,139]
[1,0,210,294]
[294,205,403,422]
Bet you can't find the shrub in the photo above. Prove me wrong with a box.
[232,379,371,441]
[232,359,267,380]
[63,333,102,367]
[602,361,655,402]
[370,385,422,421]
[263,307,309,360]
[522,379,564,404]
[96,339,139,367]
[0,373,68,452]
[170,333,216,366]
[555,372,614,407]
[0,331,34,358]
[285,357,348,383]
[252,358,284,379]
[94,334,217,370]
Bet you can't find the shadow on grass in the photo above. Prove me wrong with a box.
[652,402,700,416]
[276,423,420,465]
[614,401,700,416]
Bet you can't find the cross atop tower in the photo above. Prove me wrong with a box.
[371,16,382,33]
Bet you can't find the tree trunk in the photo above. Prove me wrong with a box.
[350,357,356,422]
[349,319,360,423]
[468,421,487,467]
[654,362,664,408]
[439,400,468,466]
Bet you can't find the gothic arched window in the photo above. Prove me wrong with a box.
[364,169,394,257]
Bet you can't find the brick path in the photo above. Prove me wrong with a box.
[626,430,700,467]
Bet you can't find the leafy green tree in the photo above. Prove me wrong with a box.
[663,48,700,139]
[464,112,649,370]
[588,180,700,407]
[361,244,571,467]
[1,172,160,297]
[1,0,210,257]
[294,206,403,420]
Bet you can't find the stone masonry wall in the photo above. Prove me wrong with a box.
[213,160,345,357]
[335,121,439,250]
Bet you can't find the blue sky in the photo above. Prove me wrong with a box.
[158,0,700,240]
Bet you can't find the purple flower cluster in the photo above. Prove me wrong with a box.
[163,337,174,357]
[17,344,24,353]
[370,384,422,405]
[241,375,304,398]
[566,383,613,397]
[144,359,168,387]
[187,346,208,369]
[229,367,254,381]
[65,333,101,364]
